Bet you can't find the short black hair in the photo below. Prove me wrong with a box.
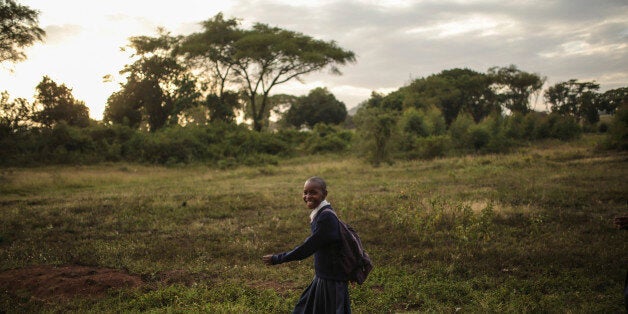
[306,176,327,192]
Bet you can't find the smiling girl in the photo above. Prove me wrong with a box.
[262,176,350,314]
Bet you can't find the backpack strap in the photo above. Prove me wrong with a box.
[320,205,340,220]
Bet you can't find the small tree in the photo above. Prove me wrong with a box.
[283,87,347,128]
[0,91,32,132]
[32,76,90,128]
[354,105,398,166]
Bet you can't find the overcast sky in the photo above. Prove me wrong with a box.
[2,0,627,120]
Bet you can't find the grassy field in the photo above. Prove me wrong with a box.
[1,134,627,312]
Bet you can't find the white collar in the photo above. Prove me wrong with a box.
[309,200,330,222]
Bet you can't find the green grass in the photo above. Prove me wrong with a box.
[1,134,627,312]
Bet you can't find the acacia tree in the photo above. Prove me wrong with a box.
[545,79,602,124]
[32,76,90,128]
[183,14,356,131]
[488,65,545,114]
[0,0,45,64]
[236,23,355,131]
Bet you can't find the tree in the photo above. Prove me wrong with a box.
[0,90,32,132]
[599,87,628,114]
[545,79,602,124]
[283,87,347,128]
[0,0,45,64]
[439,68,497,123]
[32,76,90,128]
[105,30,202,131]
[488,65,545,114]
[183,14,356,131]
[103,76,147,129]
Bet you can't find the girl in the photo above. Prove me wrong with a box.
[263,176,350,314]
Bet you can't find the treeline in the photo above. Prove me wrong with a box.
[1,70,626,167]
[1,10,627,166]
[352,67,628,165]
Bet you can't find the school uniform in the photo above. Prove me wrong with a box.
[271,200,351,314]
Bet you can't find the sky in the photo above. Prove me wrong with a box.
[2,0,627,121]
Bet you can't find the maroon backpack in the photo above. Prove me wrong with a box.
[323,208,374,284]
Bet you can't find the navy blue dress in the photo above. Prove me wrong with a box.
[271,205,351,314]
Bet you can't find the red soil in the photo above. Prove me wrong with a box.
[0,265,143,301]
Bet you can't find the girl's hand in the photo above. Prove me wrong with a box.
[262,254,274,265]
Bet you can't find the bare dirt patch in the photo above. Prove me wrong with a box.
[0,265,144,301]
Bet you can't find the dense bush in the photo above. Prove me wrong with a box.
[303,124,353,154]
[546,113,581,141]
[392,110,583,161]
[0,123,299,167]
[602,104,628,150]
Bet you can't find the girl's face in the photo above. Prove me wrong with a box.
[303,181,327,209]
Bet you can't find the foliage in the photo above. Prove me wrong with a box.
[303,123,352,154]
[180,13,242,123]
[598,87,627,114]
[354,106,399,166]
[0,122,298,167]
[282,87,348,128]
[602,104,628,150]
[0,0,45,64]
[31,76,90,128]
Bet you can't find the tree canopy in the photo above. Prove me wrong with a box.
[0,0,45,64]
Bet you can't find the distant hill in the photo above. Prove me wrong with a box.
[347,104,362,116]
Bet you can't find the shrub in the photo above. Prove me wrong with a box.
[304,124,352,153]
[448,114,474,151]
[603,104,628,150]
[547,114,581,140]
[468,124,491,151]
[400,108,429,137]
[414,135,451,159]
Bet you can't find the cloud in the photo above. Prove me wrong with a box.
[7,0,627,119]
[228,0,627,100]
[42,24,83,45]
